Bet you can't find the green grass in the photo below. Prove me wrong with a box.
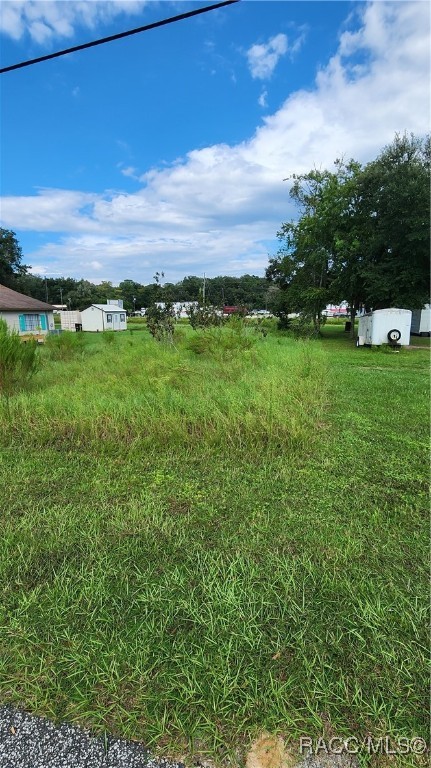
[0,325,429,766]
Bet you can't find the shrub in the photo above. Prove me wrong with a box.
[45,331,86,361]
[186,318,257,358]
[187,304,223,330]
[146,303,175,343]
[277,314,319,338]
[0,319,39,398]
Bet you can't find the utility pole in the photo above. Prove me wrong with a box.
[59,286,63,305]
[202,273,206,305]
[45,277,48,302]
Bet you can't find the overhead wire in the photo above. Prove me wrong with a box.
[0,0,240,75]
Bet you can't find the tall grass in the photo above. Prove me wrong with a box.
[0,319,39,398]
[1,333,327,458]
[0,327,428,765]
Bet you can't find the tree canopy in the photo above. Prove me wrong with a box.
[267,133,430,333]
[0,229,28,288]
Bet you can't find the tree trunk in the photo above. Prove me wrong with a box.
[349,304,357,338]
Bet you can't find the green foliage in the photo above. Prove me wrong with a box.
[268,133,430,334]
[146,302,175,343]
[0,228,28,288]
[44,331,86,361]
[0,319,39,397]
[267,168,337,333]
[102,331,116,345]
[187,304,223,330]
[14,272,272,315]
[186,316,257,358]
[357,133,430,309]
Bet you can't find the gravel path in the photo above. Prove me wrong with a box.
[0,706,184,768]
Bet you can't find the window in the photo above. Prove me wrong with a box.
[22,314,40,331]
[106,314,112,323]
[120,314,126,322]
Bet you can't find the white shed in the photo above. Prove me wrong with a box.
[410,304,431,336]
[357,308,412,347]
[81,304,127,332]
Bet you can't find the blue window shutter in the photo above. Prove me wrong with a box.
[39,314,47,330]
[19,315,26,332]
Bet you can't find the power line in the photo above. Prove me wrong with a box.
[0,0,240,75]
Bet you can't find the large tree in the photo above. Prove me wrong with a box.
[268,133,430,334]
[0,229,28,288]
[357,133,430,309]
[267,169,337,334]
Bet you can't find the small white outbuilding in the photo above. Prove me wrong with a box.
[410,304,431,336]
[356,308,412,347]
[81,304,127,332]
[59,310,82,331]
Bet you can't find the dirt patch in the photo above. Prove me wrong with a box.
[246,733,296,768]
[245,732,360,768]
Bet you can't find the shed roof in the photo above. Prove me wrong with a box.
[84,304,126,313]
[0,284,55,311]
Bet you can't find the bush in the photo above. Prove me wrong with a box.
[45,331,86,361]
[186,318,257,357]
[187,304,223,330]
[0,319,39,398]
[146,303,175,343]
[277,314,320,338]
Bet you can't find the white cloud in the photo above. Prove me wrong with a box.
[120,166,140,180]
[1,1,429,284]
[0,1,148,45]
[258,90,268,108]
[246,33,288,80]
[28,264,50,276]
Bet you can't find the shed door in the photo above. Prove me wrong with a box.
[112,313,120,330]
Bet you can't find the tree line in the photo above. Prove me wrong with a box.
[0,241,270,312]
[267,133,430,334]
[1,133,429,328]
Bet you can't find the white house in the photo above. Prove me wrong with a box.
[0,283,55,337]
[81,304,127,332]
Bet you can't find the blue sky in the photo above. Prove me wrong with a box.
[0,1,429,286]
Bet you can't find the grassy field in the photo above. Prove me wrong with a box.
[0,322,429,766]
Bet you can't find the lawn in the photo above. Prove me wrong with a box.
[0,323,429,766]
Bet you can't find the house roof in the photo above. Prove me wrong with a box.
[0,284,55,311]
[85,304,126,313]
